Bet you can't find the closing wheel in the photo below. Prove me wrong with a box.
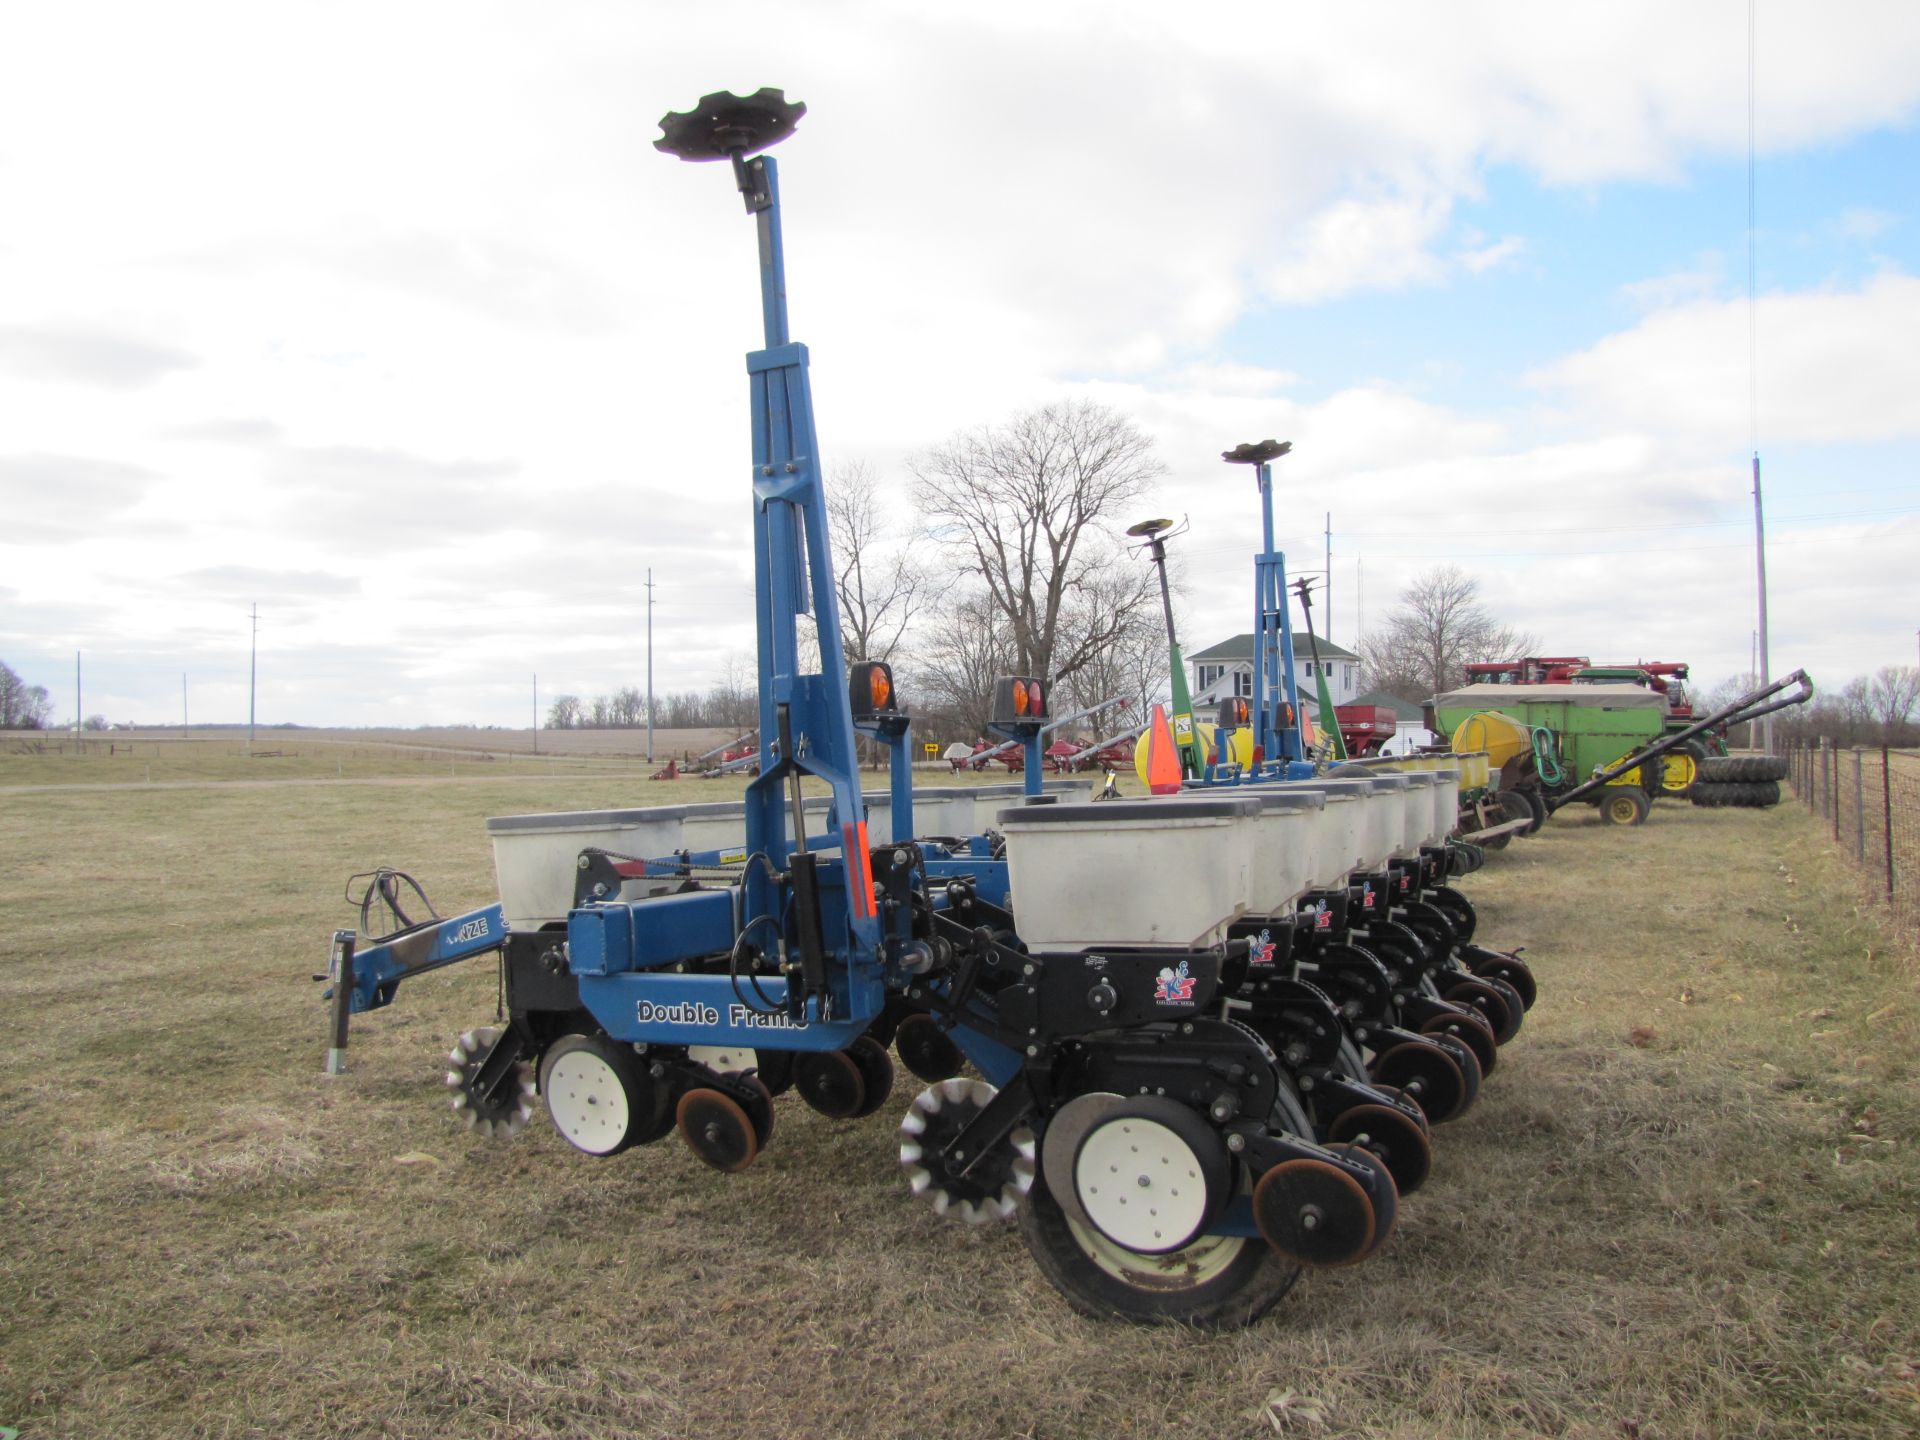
[1478,974,1527,1039]
[1365,1083,1432,1136]
[1438,975,1518,1045]
[676,1087,759,1173]
[1070,1097,1231,1254]
[894,1012,966,1083]
[1420,1010,1496,1080]
[445,1026,535,1141]
[1470,952,1537,1011]
[539,1033,664,1156]
[794,1048,867,1119]
[1327,1103,1433,1196]
[737,1073,776,1151]
[1370,1040,1467,1125]
[1326,1142,1400,1258]
[1425,1032,1483,1114]
[845,1035,896,1119]
[1425,885,1477,944]
[753,1048,796,1097]
[1252,1158,1377,1267]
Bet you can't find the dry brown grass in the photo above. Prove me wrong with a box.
[1,781,1917,1439]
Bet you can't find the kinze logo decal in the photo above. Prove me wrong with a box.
[1250,929,1278,966]
[452,917,491,943]
[1154,960,1197,1004]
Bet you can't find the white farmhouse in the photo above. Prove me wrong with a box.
[1187,633,1363,710]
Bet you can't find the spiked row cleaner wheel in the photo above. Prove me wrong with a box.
[899,1078,1035,1223]
[445,1027,535,1140]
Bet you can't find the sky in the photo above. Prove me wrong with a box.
[2,0,1916,728]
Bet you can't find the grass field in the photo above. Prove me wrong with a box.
[1,760,1916,1439]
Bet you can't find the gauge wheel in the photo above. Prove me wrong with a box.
[539,1033,667,1156]
[1015,1080,1313,1328]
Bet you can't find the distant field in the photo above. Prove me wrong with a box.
[0,730,1069,795]
[1,783,1915,1438]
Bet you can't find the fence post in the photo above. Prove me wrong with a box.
[1852,748,1865,862]
[1832,740,1842,844]
[1885,744,1896,903]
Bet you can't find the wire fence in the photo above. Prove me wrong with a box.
[1785,742,1920,942]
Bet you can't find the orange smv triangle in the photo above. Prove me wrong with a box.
[1146,702,1184,795]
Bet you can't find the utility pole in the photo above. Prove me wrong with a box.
[74,650,81,749]
[249,602,259,750]
[645,567,656,763]
[183,673,188,740]
[1748,0,1773,753]
[1357,557,1365,652]
[532,673,539,755]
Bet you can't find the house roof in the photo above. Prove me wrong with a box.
[1189,632,1360,663]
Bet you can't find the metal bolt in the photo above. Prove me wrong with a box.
[762,465,774,475]
[1227,1133,1246,1153]
[1026,1045,1038,1057]
[784,462,797,472]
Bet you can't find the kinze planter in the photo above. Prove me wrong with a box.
[318,88,1531,1328]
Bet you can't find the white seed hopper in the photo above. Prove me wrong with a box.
[994,796,1264,952]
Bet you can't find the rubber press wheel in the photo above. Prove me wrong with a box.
[1327,1103,1432,1196]
[794,1049,867,1119]
[1015,1083,1313,1328]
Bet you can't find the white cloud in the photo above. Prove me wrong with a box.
[0,1,1916,721]
[1527,271,1920,445]
[1459,236,1527,275]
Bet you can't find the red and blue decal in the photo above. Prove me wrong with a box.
[1154,960,1197,1004]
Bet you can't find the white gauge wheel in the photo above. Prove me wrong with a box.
[1073,1112,1216,1254]
[544,1045,635,1155]
[688,1044,754,1074]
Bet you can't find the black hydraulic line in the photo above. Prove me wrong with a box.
[1546,668,1814,812]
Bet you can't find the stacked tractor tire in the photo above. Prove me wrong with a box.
[1689,754,1787,809]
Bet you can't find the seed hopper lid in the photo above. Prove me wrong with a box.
[1245,789,1326,812]
[995,797,1261,826]
[487,805,693,832]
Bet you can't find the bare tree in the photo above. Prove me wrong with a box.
[908,591,1016,740]
[0,661,54,729]
[1358,565,1536,704]
[1836,676,1875,733]
[1059,597,1165,727]
[545,694,582,729]
[914,400,1161,686]
[827,460,929,666]
[1870,664,1920,739]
